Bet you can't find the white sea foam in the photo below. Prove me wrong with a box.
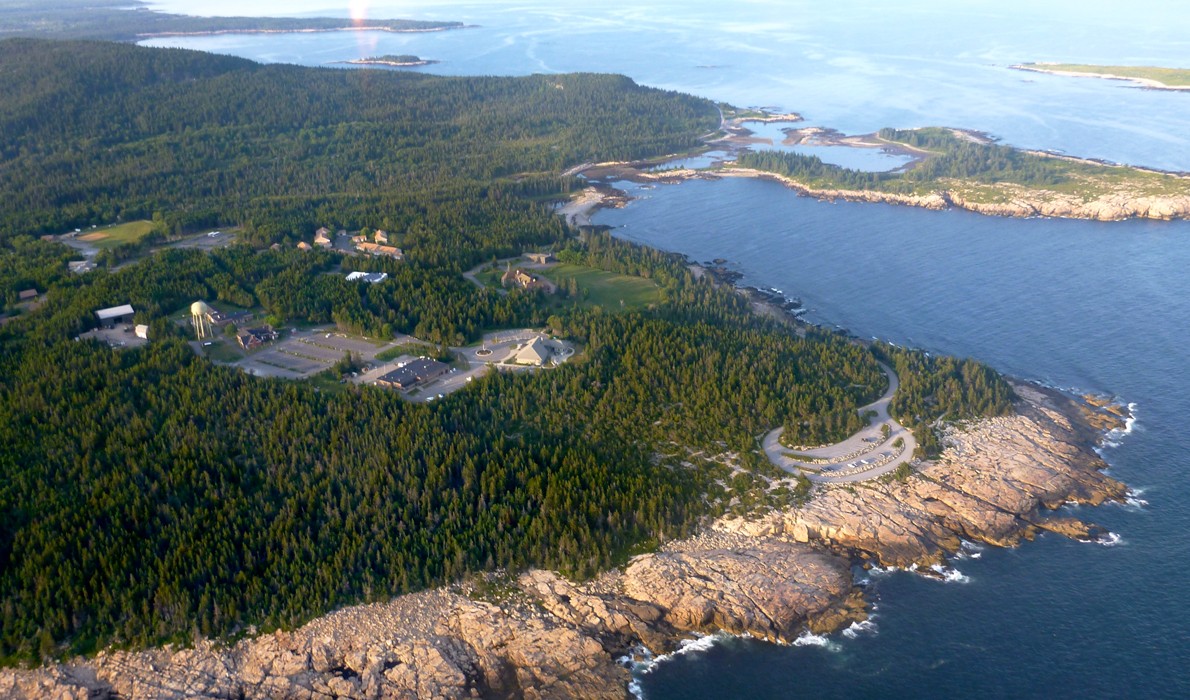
[1094,532,1123,547]
[627,679,644,700]
[631,632,732,675]
[792,631,841,651]
[929,564,971,583]
[1101,402,1138,449]
[955,540,984,560]
[1122,488,1149,509]
[841,619,878,639]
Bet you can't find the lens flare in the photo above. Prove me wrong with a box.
[350,0,370,25]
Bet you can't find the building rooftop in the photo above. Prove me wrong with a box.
[346,271,389,283]
[95,304,134,320]
[377,358,450,388]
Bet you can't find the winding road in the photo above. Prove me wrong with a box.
[763,362,918,483]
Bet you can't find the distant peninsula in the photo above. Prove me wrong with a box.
[338,54,438,68]
[576,118,1190,222]
[1011,63,1190,91]
[0,0,464,42]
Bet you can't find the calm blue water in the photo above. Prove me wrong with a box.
[597,179,1190,699]
[138,1,1190,697]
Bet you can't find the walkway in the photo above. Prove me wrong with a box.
[763,363,918,483]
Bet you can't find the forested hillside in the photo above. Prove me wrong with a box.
[0,39,717,248]
[0,40,1014,664]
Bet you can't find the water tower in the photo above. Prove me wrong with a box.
[191,300,213,340]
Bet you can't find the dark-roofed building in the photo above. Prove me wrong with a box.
[237,326,278,351]
[375,358,451,390]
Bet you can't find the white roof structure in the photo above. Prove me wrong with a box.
[95,304,134,320]
[515,337,553,366]
[135,325,150,339]
[346,271,389,283]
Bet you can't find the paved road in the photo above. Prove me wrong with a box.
[763,362,918,483]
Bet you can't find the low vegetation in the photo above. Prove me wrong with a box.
[736,127,1186,202]
[1023,63,1190,88]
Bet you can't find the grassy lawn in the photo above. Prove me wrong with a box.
[77,220,155,249]
[375,342,447,362]
[202,339,244,363]
[304,372,352,394]
[473,265,507,288]
[542,263,662,311]
[1036,64,1190,88]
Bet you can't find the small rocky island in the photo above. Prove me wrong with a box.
[342,54,437,68]
[1,384,1131,699]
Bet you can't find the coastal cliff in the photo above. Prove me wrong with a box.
[0,386,1128,699]
[719,168,1190,222]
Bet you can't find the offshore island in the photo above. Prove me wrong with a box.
[336,55,438,68]
[0,29,1144,700]
[1011,62,1190,92]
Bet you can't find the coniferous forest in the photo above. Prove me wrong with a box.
[0,39,1014,663]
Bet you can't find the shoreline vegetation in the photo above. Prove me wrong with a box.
[569,116,1190,222]
[1011,62,1190,91]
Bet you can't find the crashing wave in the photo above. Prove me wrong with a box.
[792,630,841,651]
[1121,488,1149,509]
[629,632,734,676]
[955,540,984,560]
[1101,402,1138,449]
[841,619,878,639]
[1083,531,1123,547]
[929,564,971,583]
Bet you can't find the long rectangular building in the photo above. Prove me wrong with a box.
[375,358,450,390]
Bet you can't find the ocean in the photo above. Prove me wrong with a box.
[141,1,1190,697]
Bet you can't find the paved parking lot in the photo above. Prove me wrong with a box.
[234,329,396,379]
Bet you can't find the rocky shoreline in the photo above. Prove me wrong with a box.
[1,384,1130,699]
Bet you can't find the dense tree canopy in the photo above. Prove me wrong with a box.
[0,38,718,249]
[0,40,1017,664]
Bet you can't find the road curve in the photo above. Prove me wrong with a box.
[763,362,918,483]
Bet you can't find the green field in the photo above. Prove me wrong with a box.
[1029,64,1190,88]
[543,263,663,310]
[202,339,245,363]
[375,342,448,362]
[76,220,155,249]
